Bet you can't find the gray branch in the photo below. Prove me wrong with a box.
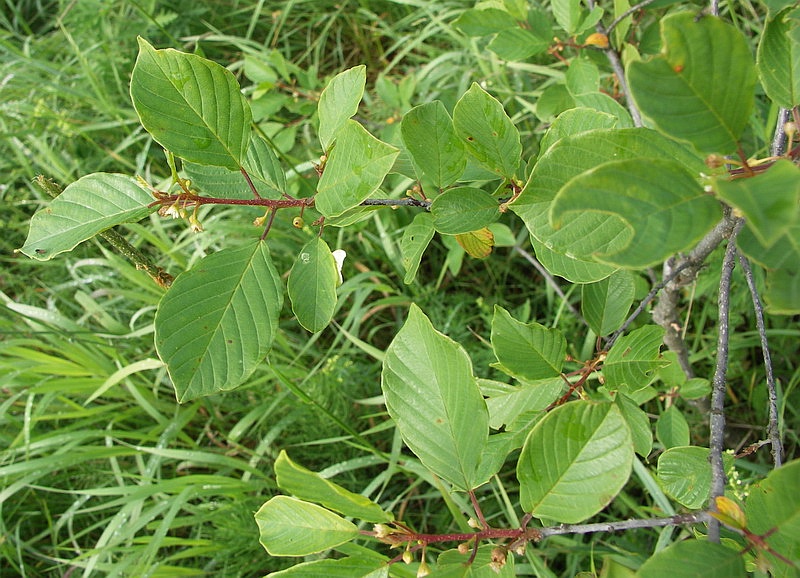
[737,253,782,468]
[537,512,710,538]
[708,218,744,542]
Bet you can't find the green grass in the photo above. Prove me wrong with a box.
[1,0,797,576]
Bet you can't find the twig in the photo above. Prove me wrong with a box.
[586,0,644,127]
[605,0,659,36]
[34,176,174,288]
[537,512,710,538]
[772,108,791,157]
[708,218,744,543]
[368,512,710,547]
[737,253,782,468]
[605,258,698,350]
[362,198,431,208]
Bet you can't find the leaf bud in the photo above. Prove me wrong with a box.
[402,548,414,564]
[490,547,507,573]
[705,154,725,169]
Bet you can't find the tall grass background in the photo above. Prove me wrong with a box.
[1,0,797,576]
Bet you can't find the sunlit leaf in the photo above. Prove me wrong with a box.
[288,237,339,333]
[381,305,489,491]
[317,65,366,152]
[627,12,756,153]
[603,325,668,394]
[518,401,633,523]
[255,496,358,556]
[131,38,251,170]
[316,120,399,217]
[274,451,392,523]
[453,83,521,178]
[757,6,800,108]
[401,101,466,188]
[511,127,705,281]
[21,173,155,261]
[268,558,389,578]
[491,306,566,381]
[155,240,282,401]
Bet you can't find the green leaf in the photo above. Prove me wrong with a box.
[603,325,668,394]
[539,107,619,155]
[491,305,567,381]
[184,134,286,200]
[243,133,287,196]
[715,160,800,248]
[317,65,366,152]
[483,378,562,431]
[627,12,757,154]
[581,270,635,336]
[566,57,600,96]
[287,238,339,333]
[401,212,435,285]
[552,0,582,35]
[401,101,467,188]
[512,127,705,282]
[529,237,618,284]
[316,120,399,218]
[20,173,155,260]
[431,187,501,235]
[765,267,800,315]
[488,27,550,61]
[746,459,800,573]
[638,541,746,578]
[737,221,800,270]
[680,378,712,400]
[381,304,489,491]
[130,38,252,170]
[656,446,712,509]
[655,405,690,449]
[268,557,389,578]
[550,158,720,268]
[155,240,283,401]
[453,8,517,36]
[615,393,653,458]
[274,451,392,523]
[255,496,358,557]
[757,7,800,108]
[518,401,633,523]
[453,83,521,178]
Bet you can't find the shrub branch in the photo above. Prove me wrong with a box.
[708,218,744,542]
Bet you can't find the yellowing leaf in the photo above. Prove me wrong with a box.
[456,228,494,259]
[711,496,747,531]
